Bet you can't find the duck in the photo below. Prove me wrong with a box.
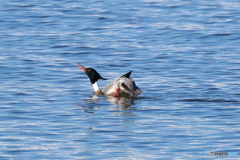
[77,62,142,97]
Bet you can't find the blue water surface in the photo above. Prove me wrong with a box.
[1,0,240,159]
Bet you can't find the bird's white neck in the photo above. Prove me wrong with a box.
[92,82,102,95]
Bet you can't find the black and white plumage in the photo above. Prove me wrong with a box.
[77,62,142,97]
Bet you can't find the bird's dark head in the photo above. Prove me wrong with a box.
[77,62,107,84]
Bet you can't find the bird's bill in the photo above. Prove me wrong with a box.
[77,62,87,72]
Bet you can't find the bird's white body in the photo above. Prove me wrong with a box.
[102,77,141,97]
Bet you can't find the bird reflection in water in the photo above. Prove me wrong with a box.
[78,94,137,112]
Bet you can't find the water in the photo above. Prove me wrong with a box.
[1,0,240,159]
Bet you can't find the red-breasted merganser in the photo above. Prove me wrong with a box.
[77,62,142,97]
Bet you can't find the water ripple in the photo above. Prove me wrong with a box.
[1,0,240,159]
